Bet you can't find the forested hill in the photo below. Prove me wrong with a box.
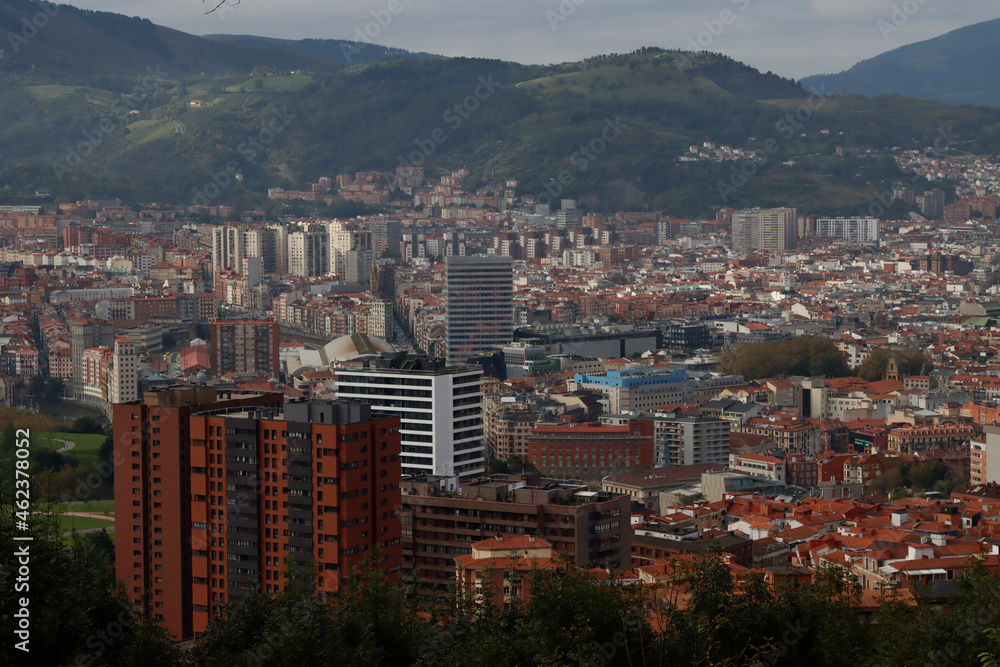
[0,9,999,217]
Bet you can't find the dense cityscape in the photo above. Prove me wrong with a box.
[5,2,1000,666]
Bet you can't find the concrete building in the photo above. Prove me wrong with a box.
[70,319,114,397]
[113,387,284,639]
[328,221,373,286]
[401,474,630,603]
[655,414,732,467]
[335,355,486,479]
[287,229,328,277]
[601,464,723,509]
[729,452,786,483]
[972,428,1000,485]
[731,207,798,251]
[209,319,280,378]
[212,225,246,273]
[815,217,880,244]
[445,255,513,366]
[187,399,401,633]
[110,337,139,405]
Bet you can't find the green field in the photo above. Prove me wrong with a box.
[58,514,115,532]
[60,499,115,516]
[223,74,314,93]
[35,431,107,456]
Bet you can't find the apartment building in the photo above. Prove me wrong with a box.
[971,427,1000,485]
[113,387,283,639]
[401,474,630,603]
[209,319,280,377]
[655,414,731,467]
[186,399,401,633]
[335,355,486,479]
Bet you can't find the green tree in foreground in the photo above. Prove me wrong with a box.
[0,505,178,666]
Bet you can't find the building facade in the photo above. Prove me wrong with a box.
[445,255,513,365]
[335,356,486,479]
[209,319,280,377]
[186,399,402,634]
[731,207,798,251]
[526,421,654,484]
[814,217,880,244]
[401,475,630,603]
[113,387,283,639]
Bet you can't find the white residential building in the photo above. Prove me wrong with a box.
[335,356,486,479]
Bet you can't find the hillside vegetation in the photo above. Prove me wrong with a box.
[0,9,998,216]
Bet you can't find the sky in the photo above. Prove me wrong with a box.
[66,0,1000,79]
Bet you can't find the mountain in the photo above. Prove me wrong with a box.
[202,35,445,66]
[7,45,997,218]
[801,17,1000,107]
[0,5,997,217]
[0,0,336,75]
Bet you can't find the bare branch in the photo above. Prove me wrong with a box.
[204,0,239,15]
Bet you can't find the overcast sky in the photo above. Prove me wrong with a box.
[67,0,1000,79]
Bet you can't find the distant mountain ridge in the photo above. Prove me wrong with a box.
[801,17,1000,107]
[0,0,336,75]
[202,35,446,66]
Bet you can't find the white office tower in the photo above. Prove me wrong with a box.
[336,356,486,479]
[328,221,374,286]
[445,255,513,366]
[111,337,139,404]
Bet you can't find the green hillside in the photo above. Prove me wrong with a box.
[0,41,998,217]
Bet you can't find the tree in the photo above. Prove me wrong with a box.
[487,455,538,475]
[716,336,850,381]
[0,420,14,457]
[0,503,179,666]
[857,347,928,381]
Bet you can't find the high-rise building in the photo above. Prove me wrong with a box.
[69,319,114,397]
[212,226,245,273]
[209,319,280,377]
[187,399,401,633]
[335,355,486,479]
[114,387,284,639]
[328,221,374,286]
[287,229,328,277]
[268,223,289,275]
[445,255,513,366]
[918,190,946,219]
[367,218,402,258]
[111,337,139,404]
[815,217,879,244]
[731,207,798,251]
